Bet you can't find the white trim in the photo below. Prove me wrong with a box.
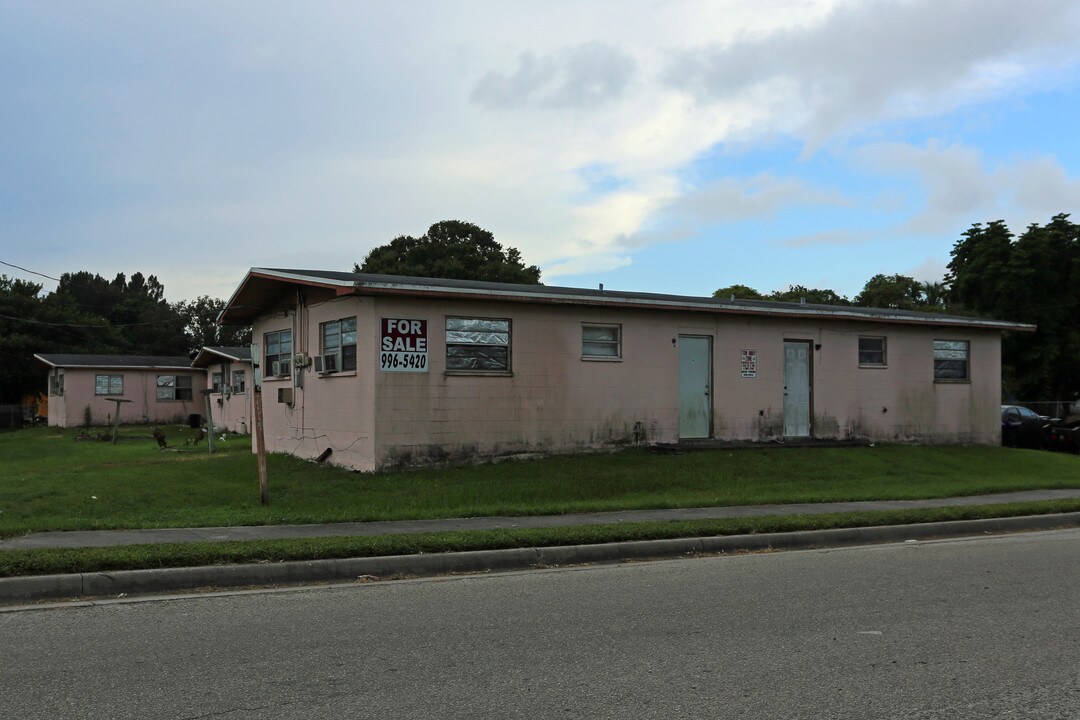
[236,268,1035,333]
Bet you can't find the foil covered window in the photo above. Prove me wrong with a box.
[933,340,969,380]
[446,317,511,371]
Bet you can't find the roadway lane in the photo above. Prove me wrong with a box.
[3,529,1080,719]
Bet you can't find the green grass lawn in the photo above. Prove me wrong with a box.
[2,424,1078,538]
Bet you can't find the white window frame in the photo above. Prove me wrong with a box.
[320,317,358,373]
[581,323,622,361]
[232,369,246,393]
[858,336,887,368]
[264,329,292,378]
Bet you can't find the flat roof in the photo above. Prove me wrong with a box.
[34,354,196,370]
[218,267,1036,333]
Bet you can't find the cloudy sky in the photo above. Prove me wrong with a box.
[3,0,1079,303]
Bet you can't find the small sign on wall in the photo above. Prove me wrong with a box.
[740,349,757,378]
[380,318,429,372]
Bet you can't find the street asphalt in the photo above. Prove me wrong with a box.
[3,488,1080,605]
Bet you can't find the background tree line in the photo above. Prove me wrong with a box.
[0,271,249,402]
[712,214,1078,404]
[3,214,1075,405]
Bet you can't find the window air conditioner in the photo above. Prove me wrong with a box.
[277,387,293,404]
[315,351,341,375]
[294,352,309,368]
[270,360,289,378]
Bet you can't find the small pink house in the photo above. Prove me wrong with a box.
[191,346,253,433]
[35,354,207,428]
[219,269,1035,472]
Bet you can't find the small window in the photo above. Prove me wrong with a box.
[446,317,511,372]
[94,374,123,395]
[157,375,194,401]
[232,369,246,393]
[49,372,64,396]
[321,317,358,372]
[264,329,292,377]
[582,324,621,359]
[211,371,223,393]
[933,340,969,380]
[858,337,886,367]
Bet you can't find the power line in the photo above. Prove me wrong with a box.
[0,312,184,329]
[0,261,60,282]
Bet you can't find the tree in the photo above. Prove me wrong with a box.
[712,284,764,300]
[355,220,542,284]
[947,214,1080,402]
[51,271,188,356]
[176,296,252,350]
[768,285,851,305]
[854,274,926,310]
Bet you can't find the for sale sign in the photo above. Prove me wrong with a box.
[380,318,429,372]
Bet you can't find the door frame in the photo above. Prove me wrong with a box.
[678,334,713,440]
[782,339,814,437]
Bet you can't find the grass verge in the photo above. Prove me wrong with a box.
[3,426,1079,536]
[4,499,1079,578]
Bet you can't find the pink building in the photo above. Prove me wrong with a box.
[35,354,207,428]
[219,269,1034,472]
[191,346,253,433]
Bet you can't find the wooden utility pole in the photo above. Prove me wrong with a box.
[201,390,216,454]
[253,386,269,505]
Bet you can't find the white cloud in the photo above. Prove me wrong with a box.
[661,0,1080,148]
[471,43,636,110]
[857,140,1080,235]
[783,229,867,248]
[4,0,1080,301]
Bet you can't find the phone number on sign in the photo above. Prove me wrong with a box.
[380,352,428,371]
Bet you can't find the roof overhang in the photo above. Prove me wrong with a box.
[217,268,1037,333]
[190,347,252,368]
[33,354,195,371]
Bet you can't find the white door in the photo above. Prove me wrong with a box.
[783,341,811,437]
[679,336,711,439]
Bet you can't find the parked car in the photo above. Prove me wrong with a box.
[1045,417,1080,454]
[1001,405,1055,449]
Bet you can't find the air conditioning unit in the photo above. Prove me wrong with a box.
[294,352,310,368]
[270,361,289,378]
[314,351,342,375]
[277,387,293,404]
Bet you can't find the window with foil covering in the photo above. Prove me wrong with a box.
[445,317,511,372]
[157,375,193,401]
[933,340,969,380]
[582,324,621,359]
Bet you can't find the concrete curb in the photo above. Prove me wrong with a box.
[4,512,1080,605]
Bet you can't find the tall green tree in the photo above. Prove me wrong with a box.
[355,220,542,284]
[854,274,927,310]
[176,296,252,349]
[947,214,1080,402]
[51,271,188,355]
